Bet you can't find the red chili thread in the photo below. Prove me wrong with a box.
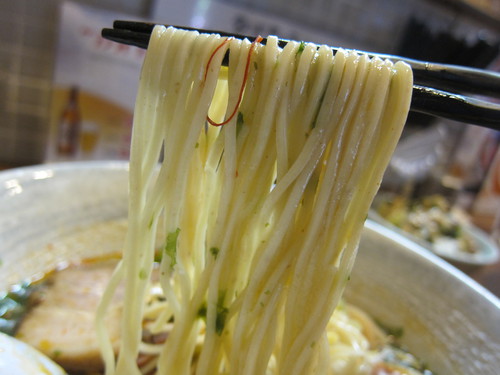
[204,37,232,82]
[207,36,264,127]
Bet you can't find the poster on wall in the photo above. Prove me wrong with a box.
[46,1,146,162]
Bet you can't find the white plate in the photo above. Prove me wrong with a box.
[0,162,499,375]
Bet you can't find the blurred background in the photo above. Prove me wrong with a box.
[1,0,500,293]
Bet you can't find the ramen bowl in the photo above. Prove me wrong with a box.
[0,161,499,374]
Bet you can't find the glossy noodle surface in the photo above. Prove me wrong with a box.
[96,25,413,375]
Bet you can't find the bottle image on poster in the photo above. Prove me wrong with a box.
[57,86,81,156]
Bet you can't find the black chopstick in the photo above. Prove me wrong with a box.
[411,86,500,128]
[101,21,500,130]
[108,21,500,98]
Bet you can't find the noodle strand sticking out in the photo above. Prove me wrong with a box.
[96,25,413,375]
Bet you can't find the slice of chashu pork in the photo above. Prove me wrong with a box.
[16,260,122,372]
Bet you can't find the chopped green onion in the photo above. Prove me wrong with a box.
[297,41,306,55]
[215,290,229,335]
[165,228,181,268]
[236,112,244,136]
[197,302,207,320]
[210,247,220,260]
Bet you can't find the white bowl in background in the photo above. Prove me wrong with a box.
[369,196,500,266]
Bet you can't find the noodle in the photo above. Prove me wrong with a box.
[96,25,413,375]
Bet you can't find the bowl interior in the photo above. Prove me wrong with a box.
[0,162,499,375]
